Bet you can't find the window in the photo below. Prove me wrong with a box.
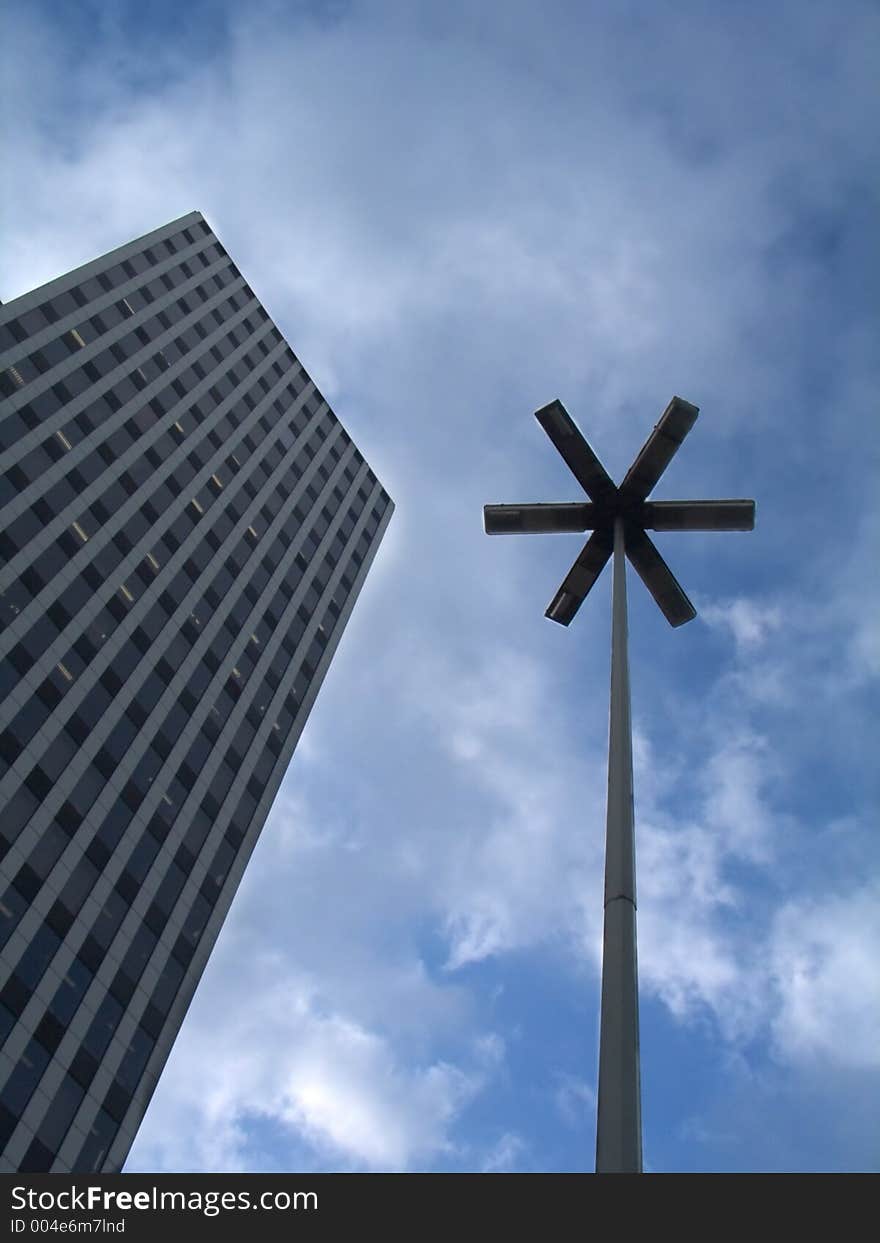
[35,1074,85,1156]
[91,890,127,952]
[150,953,184,1016]
[121,923,158,984]
[95,802,132,853]
[58,854,99,914]
[116,1026,155,1093]
[27,821,68,881]
[74,1108,118,1174]
[0,887,29,952]
[14,922,62,990]
[0,1040,51,1115]
[49,955,93,1025]
[83,993,124,1062]
[37,727,78,781]
[7,695,50,750]
[153,861,186,918]
[125,832,160,884]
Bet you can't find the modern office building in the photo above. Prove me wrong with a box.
[0,212,393,1172]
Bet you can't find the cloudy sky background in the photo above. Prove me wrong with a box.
[2,0,877,1172]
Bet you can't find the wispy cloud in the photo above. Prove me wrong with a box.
[127,950,488,1172]
[770,882,880,1070]
[700,597,783,653]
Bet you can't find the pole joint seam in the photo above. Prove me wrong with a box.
[604,893,637,911]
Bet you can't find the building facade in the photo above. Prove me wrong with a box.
[0,212,393,1172]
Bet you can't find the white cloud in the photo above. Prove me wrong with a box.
[554,1075,597,1129]
[480,1131,527,1173]
[701,734,781,863]
[405,646,608,970]
[770,883,880,1070]
[127,953,486,1172]
[700,597,783,652]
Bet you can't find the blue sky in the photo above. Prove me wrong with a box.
[2,0,877,1172]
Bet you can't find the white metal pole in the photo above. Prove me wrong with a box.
[595,517,642,1173]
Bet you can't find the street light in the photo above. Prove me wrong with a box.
[484,396,755,1173]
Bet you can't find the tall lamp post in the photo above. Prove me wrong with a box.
[484,397,755,1173]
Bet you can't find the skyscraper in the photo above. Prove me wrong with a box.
[0,212,393,1173]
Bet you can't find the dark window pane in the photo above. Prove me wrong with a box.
[75,1106,118,1173]
[14,922,61,989]
[36,1073,85,1154]
[49,956,93,1024]
[1,1040,51,1114]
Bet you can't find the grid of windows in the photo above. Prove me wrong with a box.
[0,211,392,1172]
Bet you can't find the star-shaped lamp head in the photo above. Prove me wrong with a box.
[484,397,755,626]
